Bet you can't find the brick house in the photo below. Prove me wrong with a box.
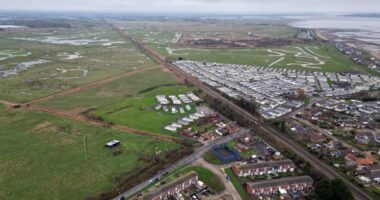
[246,175,313,196]
[232,159,295,177]
[142,172,198,200]
[345,152,374,169]
[234,143,250,152]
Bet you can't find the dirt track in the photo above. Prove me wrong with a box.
[27,65,160,105]
[0,64,180,142]
[27,104,180,142]
[0,99,18,107]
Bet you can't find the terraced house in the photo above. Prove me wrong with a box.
[232,159,295,177]
[142,172,198,200]
[246,175,313,196]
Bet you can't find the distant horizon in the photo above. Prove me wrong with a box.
[0,0,379,15]
[0,10,379,18]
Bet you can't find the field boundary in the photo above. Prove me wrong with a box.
[26,65,161,105]
[26,105,181,142]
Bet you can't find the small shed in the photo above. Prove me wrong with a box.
[105,140,120,148]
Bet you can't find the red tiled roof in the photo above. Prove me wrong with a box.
[345,153,374,166]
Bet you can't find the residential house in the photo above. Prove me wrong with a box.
[232,159,295,177]
[345,152,374,169]
[142,172,198,200]
[309,132,326,143]
[234,143,250,152]
[246,176,313,196]
[365,164,380,184]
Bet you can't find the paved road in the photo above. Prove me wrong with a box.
[114,129,249,200]
[112,25,374,200]
[293,116,380,163]
[195,158,241,200]
[169,65,374,200]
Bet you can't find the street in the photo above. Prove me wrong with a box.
[114,128,249,200]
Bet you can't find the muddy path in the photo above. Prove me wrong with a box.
[27,104,180,142]
[27,65,160,105]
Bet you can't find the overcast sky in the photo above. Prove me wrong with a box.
[1,0,379,14]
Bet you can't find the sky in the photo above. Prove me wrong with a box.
[0,0,379,14]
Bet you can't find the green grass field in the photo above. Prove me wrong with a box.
[0,109,179,200]
[0,102,4,110]
[95,85,195,135]
[114,20,374,74]
[38,68,178,111]
[39,68,196,136]
[163,44,372,74]
[203,151,224,165]
[0,26,156,103]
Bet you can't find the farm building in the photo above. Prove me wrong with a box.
[105,140,120,148]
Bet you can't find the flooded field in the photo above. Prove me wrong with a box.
[0,50,31,61]
[0,25,156,103]
[290,16,380,57]
[0,59,49,77]
[13,36,124,46]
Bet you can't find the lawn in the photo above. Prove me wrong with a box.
[179,166,225,193]
[369,185,380,197]
[225,168,250,200]
[203,151,224,165]
[0,102,4,110]
[95,85,195,135]
[0,109,179,200]
[0,25,156,103]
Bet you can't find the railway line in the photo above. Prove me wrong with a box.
[111,23,374,200]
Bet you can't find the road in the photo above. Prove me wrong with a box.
[114,129,249,200]
[293,116,380,163]
[195,158,241,200]
[169,62,373,200]
[111,24,374,200]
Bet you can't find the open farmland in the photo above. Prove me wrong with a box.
[0,25,156,103]
[0,109,180,200]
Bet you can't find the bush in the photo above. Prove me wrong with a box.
[315,179,354,200]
